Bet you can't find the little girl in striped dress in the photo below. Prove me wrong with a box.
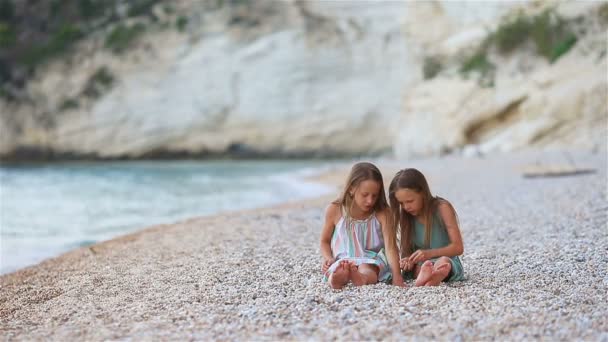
[319,162,404,289]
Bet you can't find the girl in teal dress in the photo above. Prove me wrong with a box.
[388,168,465,286]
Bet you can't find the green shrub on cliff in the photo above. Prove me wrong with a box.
[176,16,188,32]
[457,8,579,87]
[23,24,84,67]
[598,3,608,25]
[128,0,161,17]
[0,22,15,47]
[105,23,145,53]
[460,49,495,87]
[549,34,577,62]
[77,0,108,19]
[423,56,443,80]
[82,66,114,98]
[0,0,166,101]
[59,98,79,111]
[0,0,13,21]
[493,9,577,62]
[494,12,531,54]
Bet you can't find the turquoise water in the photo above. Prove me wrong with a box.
[0,160,334,274]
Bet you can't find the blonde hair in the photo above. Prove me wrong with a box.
[388,168,454,257]
[333,161,389,217]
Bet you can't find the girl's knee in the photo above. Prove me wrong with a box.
[437,256,452,265]
[435,257,452,272]
[359,263,379,274]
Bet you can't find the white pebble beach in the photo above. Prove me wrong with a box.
[1,149,606,340]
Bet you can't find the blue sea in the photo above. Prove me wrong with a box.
[0,160,336,274]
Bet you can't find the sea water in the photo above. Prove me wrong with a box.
[0,160,337,274]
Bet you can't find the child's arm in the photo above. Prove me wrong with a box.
[409,200,464,263]
[378,209,405,287]
[319,203,339,273]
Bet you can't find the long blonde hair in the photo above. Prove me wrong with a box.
[333,162,389,216]
[388,168,446,257]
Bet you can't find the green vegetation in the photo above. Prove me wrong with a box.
[550,34,577,62]
[492,9,577,61]
[460,49,495,87]
[82,67,114,98]
[0,0,14,21]
[50,0,62,16]
[128,0,161,17]
[92,67,114,87]
[176,16,188,32]
[494,12,531,54]
[105,23,146,53]
[457,8,578,87]
[59,66,114,108]
[59,98,79,110]
[599,3,608,25]
[0,0,171,101]
[529,11,554,58]
[461,51,492,74]
[163,4,175,14]
[0,22,15,47]
[422,56,442,80]
[0,0,197,102]
[23,25,83,67]
[78,0,108,19]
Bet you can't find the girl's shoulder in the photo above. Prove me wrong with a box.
[325,202,343,224]
[434,198,458,225]
[435,198,455,213]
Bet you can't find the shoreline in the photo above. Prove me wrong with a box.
[0,159,342,275]
[1,148,606,340]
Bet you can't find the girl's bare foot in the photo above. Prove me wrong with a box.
[415,260,434,286]
[349,262,367,287]
[328,260,350,289]
[424,262,451,286]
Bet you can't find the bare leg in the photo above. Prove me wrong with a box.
[424,257,452,286]
[350,262,379,286]
[349,262,365,286]
[328,260,350,289]
[359,264,379,285]
[415,260,434,287]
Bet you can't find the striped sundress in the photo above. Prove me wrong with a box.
[323,209,391,283]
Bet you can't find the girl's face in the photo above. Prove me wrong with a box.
[351,180,380,213]
[394,188,424,216]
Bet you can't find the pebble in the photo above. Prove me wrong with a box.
[0,149,606,340]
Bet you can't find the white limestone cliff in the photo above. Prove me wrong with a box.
[0,0,605,160]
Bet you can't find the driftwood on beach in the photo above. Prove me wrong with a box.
[522,165,596,178]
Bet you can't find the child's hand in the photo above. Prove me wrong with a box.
[321,258,335,274]
[400,257,414,271]
[409,249,429,264]
[392,278,406,288]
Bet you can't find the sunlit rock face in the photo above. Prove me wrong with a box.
[0,0,605,160]
[393,1,607,158]
[0,1,414,158]
[395,53,607,159]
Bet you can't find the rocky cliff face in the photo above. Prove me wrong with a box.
[394,1,607,158]
[0,0,605,160]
